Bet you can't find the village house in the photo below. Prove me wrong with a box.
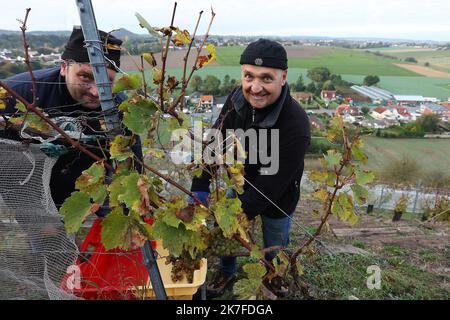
[293,92,314,104]
[335,104,363,124]
[308,115,326,131]
[199,95,214,111]
[321,90,337,102]
[420,103,449,116]
[393,106,413,122]
[370,106,396,121]
[335,104,350,115]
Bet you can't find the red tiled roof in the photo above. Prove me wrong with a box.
[373,107,387,114]
[396,107,411,116]
[336,104,349,115]
[200,95,213,102]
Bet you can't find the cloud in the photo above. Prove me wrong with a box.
[1,0,449,41]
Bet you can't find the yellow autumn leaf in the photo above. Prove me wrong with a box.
[313,188,329,202]
[172,27,191,46]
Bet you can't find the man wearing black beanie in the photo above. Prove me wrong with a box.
[190,39,311,297]
[1,26,130,207]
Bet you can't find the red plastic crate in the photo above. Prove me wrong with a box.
[61,217,156,300]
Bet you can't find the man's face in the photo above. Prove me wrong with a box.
[241,64,287,109]
[60,61,116,109]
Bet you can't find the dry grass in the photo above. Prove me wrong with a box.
[394,63,450,78]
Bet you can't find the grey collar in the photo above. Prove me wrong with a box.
[230,85,288,128]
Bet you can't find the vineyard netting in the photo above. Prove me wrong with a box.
[0,138,79,299]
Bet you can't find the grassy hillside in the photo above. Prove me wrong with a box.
[129,66,450,100]
[366,47,450,73]
[361,136,450,178]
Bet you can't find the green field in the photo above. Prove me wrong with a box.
[361,136,450,177]
[366,47,450,73]
[132,66,450,100]
[216,46,420,76]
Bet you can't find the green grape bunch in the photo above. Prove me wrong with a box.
[204,228,242,258]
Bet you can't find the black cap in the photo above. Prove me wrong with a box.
[61,26,122,69]
[240,38,288,70]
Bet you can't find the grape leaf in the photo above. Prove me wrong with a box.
[59,191,94,233]
[154,197,208,232]
[192,168,203,178]
[175,205,195,223]
[234,263,266,300]
[101,208,133,250]
[198,44,216,68]
[323,149,342,167]
[351,184,369,205]
[313,188,329,202]
[142,52,157,67]
[351,143,368,162]
[121,96,158,136]
[0,88,9,110]
[152,67,162,84]
[109,135,134,161]
[171,27,191,46]
[9,114,50,133]
[75,162,107,204]
[326,116,345,142]
[119,172,142,212]
[137,176,151,215]
[108,174,126,208]
[135,13,159,37]
[76,162,105,187]
[326,171,338,188]
[211,197,245,239]
[15,101,27,112]
[250,245,263,260]
[228,163,245,194]
[112,74,142,93]
[152,222,207,258]
[309,170,328,183]
[355,169,375,185]
[166,75,179,91]
[272,251,290,276]
[332,193,359,225]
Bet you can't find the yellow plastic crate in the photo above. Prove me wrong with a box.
[135,241,207,300]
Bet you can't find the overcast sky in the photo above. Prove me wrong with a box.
[1,0,450,41]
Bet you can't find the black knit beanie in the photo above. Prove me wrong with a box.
[61,26,122,69]
[240,38,288,70]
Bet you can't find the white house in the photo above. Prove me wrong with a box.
[370,107,395,120]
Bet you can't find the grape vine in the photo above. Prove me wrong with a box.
[0,3,374,300]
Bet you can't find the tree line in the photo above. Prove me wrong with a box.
[189,74,240,96]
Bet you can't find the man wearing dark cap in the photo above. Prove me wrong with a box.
[1,26,127,207]
[190,39,311,297]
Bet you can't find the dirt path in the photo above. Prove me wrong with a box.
[394,63,450,78]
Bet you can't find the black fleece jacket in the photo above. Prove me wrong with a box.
[191,85,311,219]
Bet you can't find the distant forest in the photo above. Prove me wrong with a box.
[0,31,160,55]
[0,33,68,51]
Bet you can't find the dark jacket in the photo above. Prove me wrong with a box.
[191,85,310,219]
[0,67,139,207]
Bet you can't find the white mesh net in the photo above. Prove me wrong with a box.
[0,138,79,300]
